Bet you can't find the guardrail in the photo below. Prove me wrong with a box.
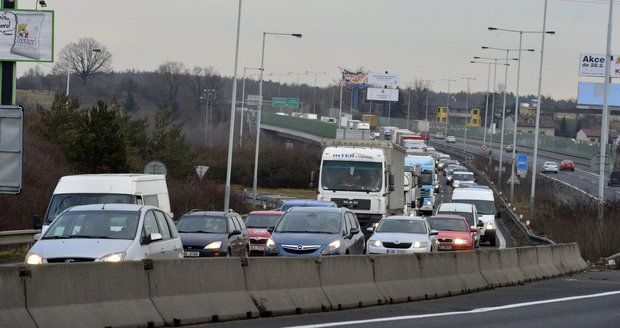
[0,229,38,246]
[0,244,587,327]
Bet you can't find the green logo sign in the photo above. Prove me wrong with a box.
[272,97,299,108]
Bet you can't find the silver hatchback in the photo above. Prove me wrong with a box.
[26,204,183,264]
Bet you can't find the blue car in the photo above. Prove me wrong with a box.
[265,207,365,256]
[278,199,337,211]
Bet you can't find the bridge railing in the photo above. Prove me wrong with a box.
[261,112,337,139]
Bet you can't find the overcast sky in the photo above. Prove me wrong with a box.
[19,0,620,99]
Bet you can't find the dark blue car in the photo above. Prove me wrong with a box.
[278,199,337,212]
[176,210,249,257]
[265,207,365,256]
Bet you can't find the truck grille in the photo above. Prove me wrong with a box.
[420,189,431,198]
[382,242,412,249]
[331,198,371,210]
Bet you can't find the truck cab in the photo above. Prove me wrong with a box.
[404,155,436,215]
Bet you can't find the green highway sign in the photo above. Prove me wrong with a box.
[272,97,299,108]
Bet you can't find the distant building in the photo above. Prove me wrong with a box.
[435,106,482,127]
[504,115,556,136]
[576,128,620,145]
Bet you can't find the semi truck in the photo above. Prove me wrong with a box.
[311,139,406,228]
[404,155,437,214]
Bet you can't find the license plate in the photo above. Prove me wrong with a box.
[183,251,200,257]
[387,249,408,254]
[439,245,452,251]
[250,245,265,251]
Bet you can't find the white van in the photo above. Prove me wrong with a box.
[41,174,171,230]
[451,188,498,246]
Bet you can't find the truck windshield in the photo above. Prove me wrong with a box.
[44,193,137,225]
[420,171,433,185]
[321,160,382,192]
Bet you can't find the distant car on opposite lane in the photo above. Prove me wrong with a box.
[176,210,249,257]
[542,161,559,174]
[434,132,445,139]
[609,170,620,187]
[446,136,456,143]
[366,216,434,254]
[244,210,283,255]
[560,160,575,172]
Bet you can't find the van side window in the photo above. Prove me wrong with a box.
[142,211,160,240]
[143,195,159,207]
[154,211,171,240]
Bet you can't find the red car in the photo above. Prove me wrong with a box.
[560,160,575,172]
[244,211,284,255]
[428,215,478,251]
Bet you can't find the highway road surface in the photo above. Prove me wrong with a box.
[205,270,620,328]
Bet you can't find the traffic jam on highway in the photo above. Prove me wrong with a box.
[24,126,503,265]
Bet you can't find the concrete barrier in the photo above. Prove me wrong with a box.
[246,257,329,316]
[148,258,258,325]
[517,246,544,281]
[454,251,487,292]
[320,255,387,309]
[477,249,509,288]
[26,262,164,328]
[419,252,467,298]
[537,245,561,278]
[372,254,427,303]
[0,267,36,328]
[551,244,574,275]
[499,248,526,285]
[569,243,588,271]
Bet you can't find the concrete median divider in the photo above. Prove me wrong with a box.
[245,257,329,316]
[0,267,36,328]
[320,255,387,309]
[551,244,574,275]
[517,246,545,281]
[477,249,509,288]
[419,252,467,298]
[372,254,427,303]
[569,243,588,271]
[537,245,561,278]
[148,258,258,325]
[499,248,527,285]
[454,251,487,292]
[26,262,163,328]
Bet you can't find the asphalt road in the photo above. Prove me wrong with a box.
[430,138,619,202]
[203,270,620,328]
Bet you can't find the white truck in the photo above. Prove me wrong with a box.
[311,139,406,229]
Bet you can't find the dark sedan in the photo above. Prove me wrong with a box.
[176,210,249,257]
[265,207,365,256]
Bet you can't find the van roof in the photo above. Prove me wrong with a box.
[54,174,166,194]
[451,188,494,201]
[437,203,475,212]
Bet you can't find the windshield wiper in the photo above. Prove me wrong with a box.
[73,235,113,239]
[41,235,72,240]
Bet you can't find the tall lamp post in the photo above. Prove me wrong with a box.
[470,61,492,147]
[253,32,303,200]
[288,71,306,100]
[461,77,476,150]
[305,71,328,114]
[488,26,553,203]
[421,80,434,121]
[442,79,457,143]
[224,0,243,211]
[239,67,261,147]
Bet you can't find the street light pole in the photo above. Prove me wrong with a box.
[462,77,476,150]
[240,67,261,147]
[306,71,327,114]
[253,32,302,200]
[421,80,434,121]
[443,79,456,142]
[224,0,243,211]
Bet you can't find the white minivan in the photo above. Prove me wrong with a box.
[41,174,171,231]
[451,187,498,246]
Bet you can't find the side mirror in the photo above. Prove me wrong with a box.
[496,211,502,218]
[429,230,439,236]
[143,232,163,244]
[366,227,374,232]
[349,228,360,237]
[267,226,275,233]
[309,169,318,188]
[33,233,41,241]
[32,215,42,230]
[229,229,242,237]
[470,226,479,233]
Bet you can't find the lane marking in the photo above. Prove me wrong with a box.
[539,173,599,201]
[575,168,598,177]
[285,290,620,328]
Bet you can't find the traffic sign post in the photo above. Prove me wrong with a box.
[272,97,300,109]
[517,153,528,175]
[481,144,488,151]
[195,165,209,179]
[0,106,23,194]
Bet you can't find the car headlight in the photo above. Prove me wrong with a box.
[321,240,341,255]
[25,253,43,265]
[486,222,494,230]
[204,241,222,249]
[453,238,468,245]
[424,199,432,206]
[453,181,460,187]
[447,175,452,180]
[369,239,382,247]
[100,252,126,262]
[412,241,428,248]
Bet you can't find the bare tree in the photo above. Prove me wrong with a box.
[53,37,112,83]
[186,66,222,110]
[157,61,185,112]
[411,78,431,119]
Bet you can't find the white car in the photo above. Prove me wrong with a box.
[446,136,456,143]
[542,161,559,174]
[434,132,445,139]
[26,204,183,264]
[366,216,434,254]
[451,170,475,188]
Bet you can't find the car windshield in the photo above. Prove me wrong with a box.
[453,199,496,215]
[453,173,474,181]
[320,160,382,192]
[420,170,433,185]
[275,212,341,234]
[438,210,475,227]
[562,160,573,164]
[429,218,468,232]
[177,216,228,233]
[43,210,140,240]
[44,193,137,224]
[245,214,281,228]
[377,219,427,234]
[545,162,557,166]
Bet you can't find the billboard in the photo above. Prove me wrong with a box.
[341,71,367,85]
[368,73,399,88]
[0,106,23,194]
[0,10,54,62]
[578,53,620,78]
[577,81,620,107]
[367,87,399,102]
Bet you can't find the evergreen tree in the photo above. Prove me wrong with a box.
[148,108,192,177]
[36,93,81,146]
[123,90,139,113]
[558,117,569,137]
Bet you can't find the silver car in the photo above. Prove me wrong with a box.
[366,216,434,254]
[25,204,183,264]
[542,161,559,174]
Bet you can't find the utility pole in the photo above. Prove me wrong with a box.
[442,79,457,143]
[462,77,476,150]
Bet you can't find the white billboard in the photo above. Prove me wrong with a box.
[0,10,54,62]
[578,53,620,78]
[367,87,399,102]
[368,73,399,88]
